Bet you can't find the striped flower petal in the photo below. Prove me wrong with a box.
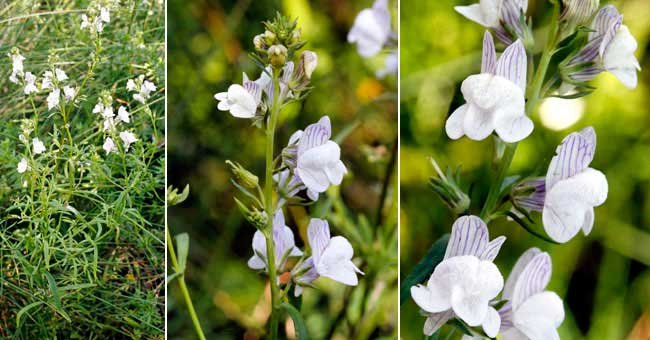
[545,126,596,190]
[495,40,527,93]
[444,215,490,259]
[511,252,552,309]
[481,31,497,74]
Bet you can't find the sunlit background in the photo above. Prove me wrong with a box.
[400,0,650,339]
[167,0,397,339]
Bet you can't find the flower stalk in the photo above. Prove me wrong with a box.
[264,72,282,340]
[166,228,207,340]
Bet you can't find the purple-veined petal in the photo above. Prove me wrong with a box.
[503,248,542,299]
[455,4,491,28]
[495,40,527,93]
[307,218,331,265]
[298,116,332,155]
[511,252,552,309]
[500,0,527,36]
[590,5,622,55]
[546,127,597,190]
[444,215,490,259]
[423,310,454,336]
[479,236,507,261]
[482,31,497,74]
[296,141,342,193]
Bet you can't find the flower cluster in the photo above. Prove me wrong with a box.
[93,92,138,155]
[215,52,317,122]
[8,50,76,111]
[347,0,397,78]
[412,216,564,339]
[127,75,158,103]
[217,15,363,304]
[411,0,640,337]
[80,3,111,34]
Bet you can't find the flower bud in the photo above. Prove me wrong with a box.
[263,30,276,45]
[428,158,470,215]
[268,44,288,68]
[234,198,268,230]
[253,34,266,50]
[561,0,599,29]
[167,184,190,206]
[290,29,301,45]
[298,51,318,79]
[281,144,298,169]
[226,160,259,189]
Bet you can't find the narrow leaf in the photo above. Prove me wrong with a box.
[175,233,190,273]
[281,303,309,340]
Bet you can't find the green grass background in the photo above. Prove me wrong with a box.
[400,0,650,339]
[0,1,165,338]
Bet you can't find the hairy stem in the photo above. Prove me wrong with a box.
[265,72,282,340]
[166,229,206,340]
[480,3,561,221]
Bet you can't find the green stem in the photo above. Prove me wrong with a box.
[480,3,561,221]
[264,72,282,340]
[167,229,207,340]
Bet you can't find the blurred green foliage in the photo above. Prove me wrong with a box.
[400,0,650,339]
[167,0,397,339]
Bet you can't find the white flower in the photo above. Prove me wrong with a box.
[47,89,60,111]
[103,117,116,132]
[455,0,501,28]
[455,0,528,44]
[99,7,110,23]
[9,52,25,83]
[17,158,29,173]
[542,127,608,243]
[32,138,46,154]
[214,74,263,119]
[81,14,91,30]
[11,53,25,74]
[293,218,363,293]
[411,215,506,337]
[117,106,130,123]
[446,32,532,143]
[119,131,138,151]
[592,6,641,88]
[347,0,393,58]
[126,79,137,91]
[412,256,503,337]
[247,210,303,271]
[128,76,157,103]
[499,248,564,340]
[24,72,38,95]
[293,116,347,195]
[63,86,76,102]
[103,137,117,154]
[55,68,68,81]
[41,71,54,89]
[93,102,114,119]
